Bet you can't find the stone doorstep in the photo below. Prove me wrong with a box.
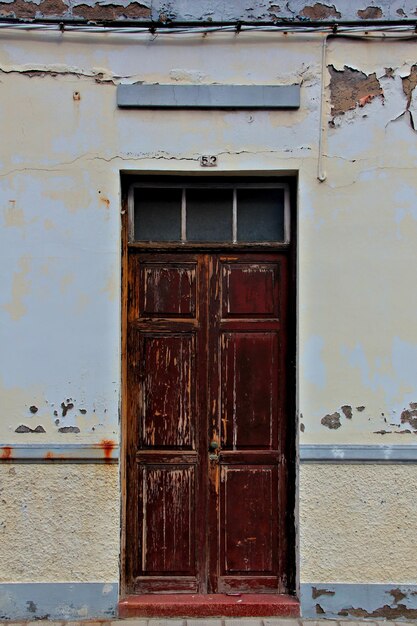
[118,594,300,619]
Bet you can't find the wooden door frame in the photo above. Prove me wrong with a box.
[119,174,297,600]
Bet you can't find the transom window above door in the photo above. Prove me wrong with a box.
[128,182,290,245]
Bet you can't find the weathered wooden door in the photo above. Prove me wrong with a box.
[125,250,292,595]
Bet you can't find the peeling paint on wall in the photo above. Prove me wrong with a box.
[299,3,341,19]
[321,412,341,429]
[71,2,150,19]
[302,583,417,619]
[357,6,383,19]
[328,65,383,119]
[0,0,417,22]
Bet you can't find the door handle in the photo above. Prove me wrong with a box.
[209,440,219,461]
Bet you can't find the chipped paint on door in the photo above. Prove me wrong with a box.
[125,250,294,595]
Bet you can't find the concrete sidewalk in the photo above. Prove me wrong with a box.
[4,617,417,626]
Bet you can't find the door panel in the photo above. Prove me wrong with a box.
[221,262,279,318]
[126,250,290,595]
[141,333,195,448]
[140,464,195,574]
[140,262,197,318]
[208,254,287,593]
[220,332,278,449]
[222,466,276,574]
[127,253,207,593]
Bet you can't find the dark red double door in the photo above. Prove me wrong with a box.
[126,251,291,595]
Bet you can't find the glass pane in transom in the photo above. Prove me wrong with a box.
[186,188,233,242]
[237,188,285,242]
[134,188,182,241]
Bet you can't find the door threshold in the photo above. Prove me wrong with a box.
[118,594,299,618]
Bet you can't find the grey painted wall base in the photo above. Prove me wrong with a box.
[0,583,118,620]
[300,444,417,462]
[301,583,417,620]
[0,443,119,463]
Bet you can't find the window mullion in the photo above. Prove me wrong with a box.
[232,188,237,243]
[181,188,186,242]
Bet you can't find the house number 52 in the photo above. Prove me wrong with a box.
[200,155,218,167]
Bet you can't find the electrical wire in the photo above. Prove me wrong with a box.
[0,19,416,36]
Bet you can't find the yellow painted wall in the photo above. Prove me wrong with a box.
[0,464,119,582]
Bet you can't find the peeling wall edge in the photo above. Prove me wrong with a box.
[301,583,417,620]
[0,443,119,463]
[300,444,417,463]
[0,582,118,620]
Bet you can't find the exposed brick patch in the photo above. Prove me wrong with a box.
[357,6,383,19]
[72,2,151,19]
[0,0,68,18]
[328,65,383,117]
[300,2,341,19]
[402,65,417,108]
[0,0,151,19]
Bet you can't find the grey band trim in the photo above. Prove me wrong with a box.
[0,443,119,463]
[300,444,417,462]
[0,582,118,620]
[117,83,301,109]
[301,583,417,619]
[3,443,417,463]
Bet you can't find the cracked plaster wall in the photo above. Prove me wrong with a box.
[2,31,412,446]
[300,38,417,444]
[2,27,417,586]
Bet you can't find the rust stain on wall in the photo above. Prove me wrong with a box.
[2,447,12,460]
[321,412,341,429]
[99,439,116,463]
[300,3,341,19]
[328,65,383,118]
[357,6,383,19]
